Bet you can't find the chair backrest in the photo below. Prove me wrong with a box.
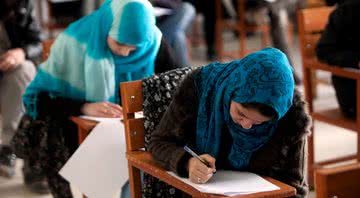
[120,67,193,152]
[315,163,360,198]
[120,80,145,152]
[298,6,333,61]
[42,39,55,61]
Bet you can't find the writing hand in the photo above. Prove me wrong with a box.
[187,154,216,184]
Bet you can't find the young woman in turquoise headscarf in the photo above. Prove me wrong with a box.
[149,48,311,197]
[12,0,179,197]
[23,0,178,120]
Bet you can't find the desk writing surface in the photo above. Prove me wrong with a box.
[168,171,279,196]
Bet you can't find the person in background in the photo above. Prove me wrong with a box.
[11,0,179,197]
[150,48,310,197]
[0,0,49,194]
[316,0,360,118]
[194,0,303,84]
[152,0,196,66]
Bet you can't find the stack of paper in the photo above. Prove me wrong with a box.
[168,170,280,196]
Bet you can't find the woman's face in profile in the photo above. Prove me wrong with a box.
[229,101,272,129]
[107,37,136,57]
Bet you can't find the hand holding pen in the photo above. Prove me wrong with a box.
[184,146,216,184]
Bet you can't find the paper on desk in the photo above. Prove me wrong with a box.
[80,115,122,123]
[80,112,143,123]
[60,120,127,198]
[168,170,280,196]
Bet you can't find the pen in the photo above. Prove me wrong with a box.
[184,145,211,167]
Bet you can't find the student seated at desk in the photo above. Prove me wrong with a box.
[11,0,179,197]
[149,48,310,197]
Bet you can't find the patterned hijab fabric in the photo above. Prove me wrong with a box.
[194,48,295,169]
[23,0,162,119]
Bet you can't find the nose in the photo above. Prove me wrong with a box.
[241,119,253,129]
[120,49,132,56]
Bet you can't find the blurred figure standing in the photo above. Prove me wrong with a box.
[0,0,49,194]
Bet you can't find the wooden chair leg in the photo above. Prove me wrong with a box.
[215,21,224,62]
[239,30,247,57]
[129,165,142,198]
[261,28,270,48]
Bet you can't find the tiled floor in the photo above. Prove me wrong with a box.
[0,31,357,198]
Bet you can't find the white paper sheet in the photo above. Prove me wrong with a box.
[168,170,280,196]
[80,112,143,123]
[79,115,122,123]
[60,120,128,198]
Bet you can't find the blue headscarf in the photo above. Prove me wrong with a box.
[195,48,295,170]
[23,0,162,119]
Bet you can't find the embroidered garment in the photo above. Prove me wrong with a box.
[194,48,295,169]
[23,0,162,118]
[142,67,193,197]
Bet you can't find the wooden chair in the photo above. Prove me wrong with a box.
[120,79,296,198]
[215,0,271,61]
[298,6,360,186]
[315,163,360,198]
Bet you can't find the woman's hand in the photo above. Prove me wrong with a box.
[81,102,123,118]
[187,154,216,184]
[0,48,26,72]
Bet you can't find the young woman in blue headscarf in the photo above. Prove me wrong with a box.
[149,48,310,197]
[11,0,179,197]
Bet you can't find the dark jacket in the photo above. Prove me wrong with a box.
[149,69,310,197]
[316,0,360,68]
[11,41,179,198]
[316,0,360,118]
[0,0,42,62]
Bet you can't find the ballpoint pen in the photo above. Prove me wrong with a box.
[184,145,211,167]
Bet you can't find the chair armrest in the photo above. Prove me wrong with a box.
[304,58,360,80]
[127,151,296,198]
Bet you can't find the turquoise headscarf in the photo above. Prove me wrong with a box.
[194,48,295,170]
[23,0,162,119]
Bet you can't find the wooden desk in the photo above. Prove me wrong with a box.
[70,116,98,144]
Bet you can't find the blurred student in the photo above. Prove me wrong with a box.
[152,0,195,66]
[0,0,49,194]
[12,0,179,197]
[316,0,360,118]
